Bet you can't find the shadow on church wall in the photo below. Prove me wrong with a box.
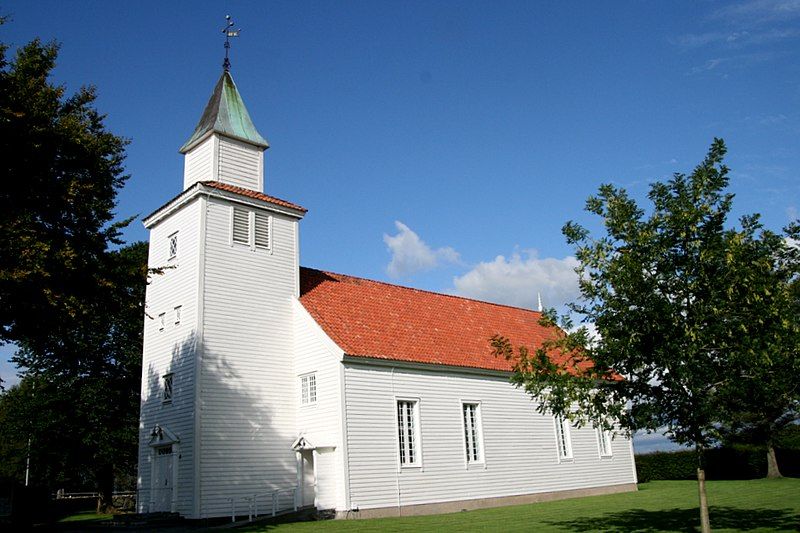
[140,333,297,519]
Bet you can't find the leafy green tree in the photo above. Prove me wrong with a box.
[717,245,799,478]
[492,139,798,533]
[0,32,145,511]
[2,242,147,509]
[0,36,128,365]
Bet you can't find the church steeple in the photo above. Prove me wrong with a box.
[180,71,268,192]
[180,71,268,154]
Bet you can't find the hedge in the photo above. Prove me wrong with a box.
[636,447,800,482]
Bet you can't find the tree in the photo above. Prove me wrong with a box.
[0,32,144,511]
[492,139,798,533]
[1,241,147,509]
[0,36,129,367]
[717,233,799,478]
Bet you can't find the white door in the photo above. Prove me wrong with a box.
[301,450,315,507]
[153,445,174,512]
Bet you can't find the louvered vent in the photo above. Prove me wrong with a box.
[254,212,270,248]
[232,207,249,244]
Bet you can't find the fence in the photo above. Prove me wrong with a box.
[228,487,298,523]
[132,487,176,514]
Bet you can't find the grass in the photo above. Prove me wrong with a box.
[241,478,800,532]
[56,510,114,523]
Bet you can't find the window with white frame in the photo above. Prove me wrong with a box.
[174,305,182,325]
[162,373,173,403]
[300,373,317,405]
[397,399,420,467]
[462,402,483,464]
[555,415,573,460]
[231,206,271,250]
[254,212,270,249]
[597,427,613,457]
[232,206,250,245]
[168,232,178,260]
[158,312,166,331]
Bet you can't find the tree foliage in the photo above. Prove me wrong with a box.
[0,36,129,361]
[0,242,147,500]
[0,32,146,510]
[492,139,799,531]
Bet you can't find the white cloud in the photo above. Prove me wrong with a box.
[451,250,580,311]
[787,206,798,221]
[713,0,800,25]
[383,221,460,278]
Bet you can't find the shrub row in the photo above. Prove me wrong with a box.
[636,447,800,482]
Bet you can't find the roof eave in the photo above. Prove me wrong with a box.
[340,353,512,378]
[179,129,269,155]
[143,183,306,229]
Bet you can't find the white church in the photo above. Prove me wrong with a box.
[137,66,637,520]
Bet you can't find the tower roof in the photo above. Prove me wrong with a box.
[179,70,269,153]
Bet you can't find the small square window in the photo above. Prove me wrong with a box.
[300,373,317,405]
[174,305,182,325]
[168,232,178,260]
[162,374,173,403]
[158,312,166,331]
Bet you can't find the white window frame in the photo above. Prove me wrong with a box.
[168,232,178,261]
[158,312,166,331]
[162,373,174,403]
[554,415,573,462]
[596,427,613,458]
[174,305,182,325]
[231,206,250,246]
[254,211,271,250]
[300,372,317,406]
[395,398,422,469]
[461,401,485,467]
[230,206,272,252]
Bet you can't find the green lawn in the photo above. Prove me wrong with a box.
[56,510,114,523]
[242,478,800,532]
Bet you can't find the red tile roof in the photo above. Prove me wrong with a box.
[201,181,307,213]
[299,267,562,372]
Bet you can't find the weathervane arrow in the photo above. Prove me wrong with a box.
[222,14,241,72]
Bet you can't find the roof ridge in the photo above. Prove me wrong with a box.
[300,266,543,316]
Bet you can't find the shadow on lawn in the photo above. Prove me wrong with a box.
[547,506,800,532]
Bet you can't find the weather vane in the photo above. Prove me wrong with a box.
[222,15,241,72]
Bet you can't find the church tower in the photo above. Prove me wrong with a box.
[137,66,306,518]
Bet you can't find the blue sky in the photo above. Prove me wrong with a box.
[2,1,799,450]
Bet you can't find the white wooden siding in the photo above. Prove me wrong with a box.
[138,198,202,516]
[217,137,263,191]
[197,196,299,517]
[293,300,345,510]
[183,136,215,189]
[343,363,636,511]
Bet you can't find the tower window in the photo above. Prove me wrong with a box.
[232,207,249,245]
[231,206,271,250]
[158,312,166,331]
[254,212,270,248]
[168,232,178,260]
[174,305,182,325]
[162,373,174,403]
